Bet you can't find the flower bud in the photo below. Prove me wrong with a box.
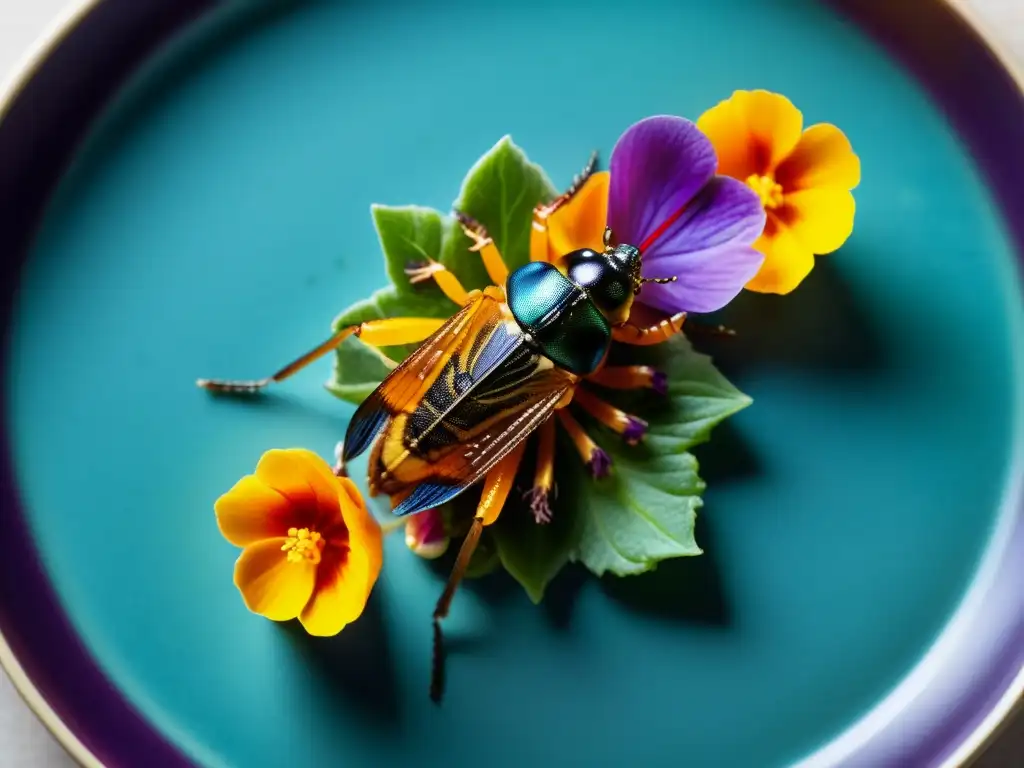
[405,507,449,559]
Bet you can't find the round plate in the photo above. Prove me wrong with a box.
[2,1,1022,766]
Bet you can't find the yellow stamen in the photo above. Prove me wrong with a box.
[746,174,785,209]
[281,527,325,565]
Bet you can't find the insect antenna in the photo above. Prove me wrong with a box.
[633,274,677,294]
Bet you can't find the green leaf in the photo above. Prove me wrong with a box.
[327,138,557,405]
[568,335,752,577]
[571,447,705,577]
[601,334,753,453]
[453,135,558,273]
[324,336,394,403]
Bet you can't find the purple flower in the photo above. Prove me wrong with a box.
[608,116,766,315]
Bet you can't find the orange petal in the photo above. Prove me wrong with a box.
[299,543,381,636]
[775,123,860,192]
[255,449,340,521]
[335,476,383,574]
[545,171,609,261]
[335,475,367,516]
[697,93,758,179]
[745,216,815,295]
[784,188,856,254]
[214,475,294,547]
[234,538,317,621]
[697,90,803,179]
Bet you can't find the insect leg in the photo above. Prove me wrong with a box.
[524,417,557,523]
[452,210,509,285]
[572,388,647,446]
[611,312,687,346]
[530,151,598,263]
[585,365,667,395]
[404,260,472,306]
[431,440,527,703]
[556,409,611,479]
[197,316,444,394]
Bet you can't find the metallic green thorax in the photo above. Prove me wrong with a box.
[505,246,641,375]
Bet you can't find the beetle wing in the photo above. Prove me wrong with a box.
[380,357,576,517]
[342,292,513,462]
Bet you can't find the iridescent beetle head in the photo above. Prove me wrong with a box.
[557,227,676,326]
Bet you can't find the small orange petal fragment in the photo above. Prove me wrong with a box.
[545,171,609,261]
[335,476,383,575]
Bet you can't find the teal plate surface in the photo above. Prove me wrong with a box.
[3,1,1023,766]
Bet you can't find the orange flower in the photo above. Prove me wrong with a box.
[697,89,860,294]
[544,170,609,261]
[214,448,382,636]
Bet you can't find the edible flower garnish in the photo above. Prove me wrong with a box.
[696,89,860,294]
[544,115,767,315]
[214,448,382,636]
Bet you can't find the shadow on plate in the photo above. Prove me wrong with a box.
[204,389,353,434]
[282,591,400,726]
[598,514,730,627]
[422,513,730,632]
[692,419,761,485]
[694,256,885,376]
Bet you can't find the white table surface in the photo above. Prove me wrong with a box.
[1,0,1023,765]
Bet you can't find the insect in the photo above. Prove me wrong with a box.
[199,116,763,702]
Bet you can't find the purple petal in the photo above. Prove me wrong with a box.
[640,176,766,314]
[643,176,766,261]
[608,116,717,250]
[640,243,764,315]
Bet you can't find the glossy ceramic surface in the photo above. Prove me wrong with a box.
[1,1,1021,766]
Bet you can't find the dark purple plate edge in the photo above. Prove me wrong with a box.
[0,1,1019,767]
[820,2,1024,766]
[0,2,216,765]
